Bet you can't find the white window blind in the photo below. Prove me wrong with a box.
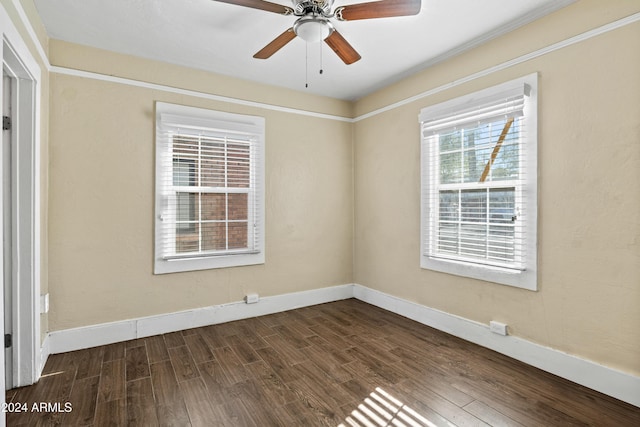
[155,103,265,274]
[420,74,538,290]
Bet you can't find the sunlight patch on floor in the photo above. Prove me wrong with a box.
[38,371,65,379]
[339,387,445,427]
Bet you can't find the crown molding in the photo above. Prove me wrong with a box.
[354,11,640,122]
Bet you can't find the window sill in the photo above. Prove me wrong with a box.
[421,255,536,290]
[154,251,264,274]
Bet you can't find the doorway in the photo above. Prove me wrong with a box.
[1,39,41,390]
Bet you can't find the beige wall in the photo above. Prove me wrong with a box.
[7,0,639,382]
[47,44,353,330]
[354,1,640,376]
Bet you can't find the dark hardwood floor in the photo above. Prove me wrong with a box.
[6,299,640,426]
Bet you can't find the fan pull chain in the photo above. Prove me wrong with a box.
[319,39,323,75]
[305,42,309,88]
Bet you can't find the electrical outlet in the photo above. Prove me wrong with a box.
[489,320,508,336]
[245,293,259,304]
[40,293,49,314]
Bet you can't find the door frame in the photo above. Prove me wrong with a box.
[0,4,42,396]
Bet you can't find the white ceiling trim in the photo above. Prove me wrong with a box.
[50,65,354,122]
[12,2,640,124]
[382,0,576,91]
[355,11,640,122]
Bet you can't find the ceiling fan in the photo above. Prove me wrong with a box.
[212,0,422,64]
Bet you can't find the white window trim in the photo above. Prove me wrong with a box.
[154,102,265,274]
[419,73,538,290]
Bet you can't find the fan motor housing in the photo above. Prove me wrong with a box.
[292,0,333,16]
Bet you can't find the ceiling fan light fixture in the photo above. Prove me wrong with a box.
[293,16,334,43]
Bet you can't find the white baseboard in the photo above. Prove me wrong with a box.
[44,282,639,408]
[353,284,640,408]
[47,284,354,355]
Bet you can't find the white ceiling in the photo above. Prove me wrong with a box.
[33,0,568,101]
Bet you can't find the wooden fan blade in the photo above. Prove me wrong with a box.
[335,0,421,21]
[213,0,293,15]
[325,30,361,65]
[253,28,297,59]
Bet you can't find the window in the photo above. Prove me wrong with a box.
[155,103,265,274]
[420,74,537,290]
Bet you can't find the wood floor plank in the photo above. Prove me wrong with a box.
[229,318,271,349]
[126,378,159,427]
[40,352,67,375]
[451,376,591,427]
[464,399,526,427]
[5,388,16,403]
[125,338,146,349]
[299,344,354,383]
[452,347,615,425]
[287,379,345,426]
[179,377,226,426]
[212,346,250,386]
[319,305,372,336]
[73,346,105,380]
[155,405,191,427]
[257,311,290,328]
[238,316,276,338]
[308,321,353,350]
[102,341,126,362]
[272,324,313,349]
[306,334,354,365]
[149,360,191,426]
[180,327,198,337]
[150,361,179,404]
[218,399,255,426]
[255,346,301,383]
[183,333,215,364]
[285,307,319,328]
[472,349,640,426]
[314,313,361,338]
[342,303,390,328]
[98,358,125,402]
[197,325,227,350]
[345,346,403,385]
[244,359,297,405]
[94,398,126,427]
[346,333,401,365]
[9,299,640,427]
[30,405,70,427]
[279,312,319,339]
[280,399,317,426]
[63,375,100,426]
[225,333,260,364]
[224,378,267,405]
[397,377,492,427]
[340,376,379,402]
[196,360,227,403]
[168,345,200,382]
[163,331,186,348]
[261,332,307,365]
[292,360,355,408]
[230,380,288,426]
[390,345,476,407]
[125,345,151,381]
[145,335,170,364]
